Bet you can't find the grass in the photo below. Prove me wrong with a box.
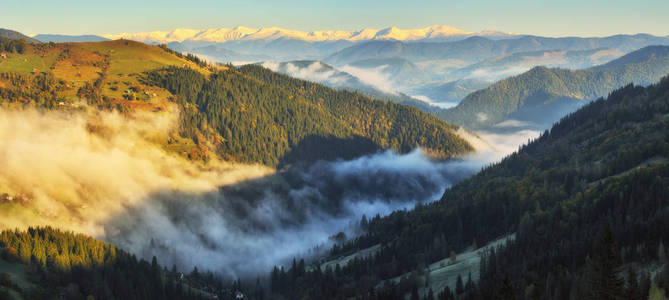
[316,244,381,272]
[77,40,210,74]
[0,53,58,74]
[0,38,219,160]
[380,234,515,298]
[0,39,209,110]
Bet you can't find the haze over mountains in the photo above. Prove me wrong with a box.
[33,34,109,43]
[440,45,669,129]
[32,25,669,111]
[161,28,669,109]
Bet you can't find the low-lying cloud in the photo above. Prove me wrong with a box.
[105,149,493,278]
[261,61,349,86]
[0,107,271,237]
[0,107,498,279]
[464,65,531,81]
[411,95,458,109]
[339,64,398,95]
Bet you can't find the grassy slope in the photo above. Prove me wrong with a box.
[0,39,216,158]
[0,40,211,105]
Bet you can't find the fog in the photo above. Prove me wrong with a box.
[339,64,398,95]
[411,95,458,109]
[463,65,531,81]
[104,149,496,277]
[0,107,272,236]
[0,107,506,278]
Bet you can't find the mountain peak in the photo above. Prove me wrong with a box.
[102,25,513,43]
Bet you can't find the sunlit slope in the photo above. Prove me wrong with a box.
[0,39,210,76]
[0,38,473,167]
[0,39,211,110]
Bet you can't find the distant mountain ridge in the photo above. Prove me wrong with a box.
[0,28,40,43]
[33,34,109,43]
[103,25,515,43]
[449,48,625,81]
[325,34,669,65]
[258,60,441,112]
[438,45,669,129]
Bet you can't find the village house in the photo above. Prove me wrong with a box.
[0,193,13,204]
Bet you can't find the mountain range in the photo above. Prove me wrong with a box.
[33,34,110,43]
[2,25,669,300]
[438,45,669,129]
[324,34,669,66]
[257,60,441,112]
[103,25,515,43]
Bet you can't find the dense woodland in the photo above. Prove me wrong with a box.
[253,77,669,299]
[146,65,472,166]
[440,46,669,129]
[0,227,232,300]
[2,36,669,300]
[0,36,473,167]
[0,37,26,54]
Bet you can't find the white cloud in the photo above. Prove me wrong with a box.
[475,129,541,156]
[411,95,458,109]
[494,119,537,128]
[339,64,398,95]
[465,65,531,81]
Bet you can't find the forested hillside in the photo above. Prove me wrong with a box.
[439,45,669,129]
[0,227,225,300]
[146,65,472,166]
[0,37,472,167]
[325,34,669,66]
[259,77,669,299]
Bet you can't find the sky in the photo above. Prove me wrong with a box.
[2,0,668,37]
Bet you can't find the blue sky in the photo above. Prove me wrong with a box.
[2,0,668,37]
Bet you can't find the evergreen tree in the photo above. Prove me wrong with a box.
[497,274,516,300]
[426,288,435,300]
[456,275,464,295]
[585,225,624,300]
[626,266,640,300]
[411,286,420,300]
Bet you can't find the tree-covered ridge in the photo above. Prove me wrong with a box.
[0,29,39,44]
[0,227,224,300]
[0,37,472,167]
[146,65,473,167]
[261,77,669,299]
[439,45,669,129]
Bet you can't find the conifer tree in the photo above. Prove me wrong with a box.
[585,225,624,300]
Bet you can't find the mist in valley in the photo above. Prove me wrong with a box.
[0,106,533,279]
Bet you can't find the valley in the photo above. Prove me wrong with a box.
[1,4,669,299]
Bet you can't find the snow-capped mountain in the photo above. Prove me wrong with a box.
[103,25,515,43]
